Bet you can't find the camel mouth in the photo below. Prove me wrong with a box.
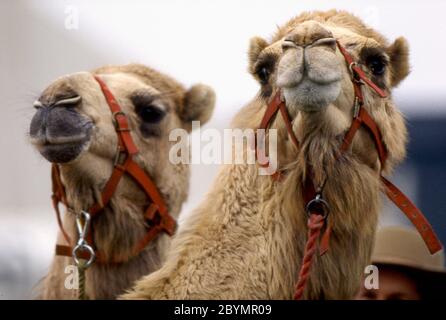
[276,42,342,112]
[36,139,90,163]
[31,129,93,163]
[30,133,91,146]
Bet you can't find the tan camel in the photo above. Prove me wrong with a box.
[122,10,413,299]
[29,64,216,299]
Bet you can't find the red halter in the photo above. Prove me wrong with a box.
[51,75,176,264]
[256,41,442,299]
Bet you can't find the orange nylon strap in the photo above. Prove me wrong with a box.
[125,158,176,235]
[382,176,442,254]
[279,103,300,150]
[341,107,388,167]
[358,107,388,166]
[51,164,72,245]
[93,75,139,155]
[257,91,300,148]
[258,92,283,130]
[55,224,163,264]
[256,92,300,169]
[256,92,283,168]
[88,160,128,217]
[56,244,105,263]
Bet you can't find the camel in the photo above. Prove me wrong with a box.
[122,10,418,299]
[28,64,216,299]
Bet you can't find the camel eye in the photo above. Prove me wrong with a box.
[131,91,166,124]
[138,105,165,123]
[254,54,276,86]
[367,56,386,76]
[257,66,270,85]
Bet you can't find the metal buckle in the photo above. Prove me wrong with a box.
[349,62,365,85]
[112,111,127,130]
[306,194,330,219]
[72,210,95,268]
[114,146,128,166]
[353,96,361,118]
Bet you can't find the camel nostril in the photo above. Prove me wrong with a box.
[53,95,82,107]
[282,39,298,51]
[309,37,337,52]
[286,21,334,47]
[33,100,44,109]
[310,37,337,51]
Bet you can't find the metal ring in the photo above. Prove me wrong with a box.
[72,243,95,268]
[306,194,330,219]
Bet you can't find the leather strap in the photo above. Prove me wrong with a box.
[258,92,300,150]
[382,176,442,254]
[51,164,71,244]
[258,92,283,131]
[94,76,139,155]
[51,75,176,265]
[341,106,388,167]
[55,222,166,264]
[256,92,300,168]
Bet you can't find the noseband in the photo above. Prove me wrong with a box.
[51,75,176,266]
[256,41,442,299]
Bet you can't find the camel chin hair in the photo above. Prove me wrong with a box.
[29,63,215,299]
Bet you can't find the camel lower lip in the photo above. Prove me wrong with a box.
[38,141,87,163]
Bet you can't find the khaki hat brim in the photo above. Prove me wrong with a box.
[373,256,446,274]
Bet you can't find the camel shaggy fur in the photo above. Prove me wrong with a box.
[29,64,215,299]
[123,10,410,300]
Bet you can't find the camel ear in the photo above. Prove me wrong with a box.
[387,37,410,87]
[180,84,216,131]
[248,36,269,73]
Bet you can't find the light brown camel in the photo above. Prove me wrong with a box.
[122,10,417,299]
[29,64,216,299]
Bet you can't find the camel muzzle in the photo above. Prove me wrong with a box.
[29,104,93,163]
[277,37,343,112]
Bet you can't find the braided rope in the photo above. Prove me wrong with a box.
[77,260,88,300]
[294,214,325,300]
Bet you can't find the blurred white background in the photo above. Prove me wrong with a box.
[1,0,445,299]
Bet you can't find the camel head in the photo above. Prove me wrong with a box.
[29,64,215,215]
[248,10,409,173]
